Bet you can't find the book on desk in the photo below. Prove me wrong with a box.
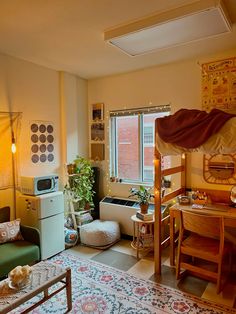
[136,211,154,221]
[191,203,229,212]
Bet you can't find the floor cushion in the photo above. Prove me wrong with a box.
[79,220,120,249]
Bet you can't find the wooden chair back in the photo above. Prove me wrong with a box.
[181,210,223,240]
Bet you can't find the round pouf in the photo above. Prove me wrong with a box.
[79,220,120,249]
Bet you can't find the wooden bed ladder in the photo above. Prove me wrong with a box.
[154,148,186,275]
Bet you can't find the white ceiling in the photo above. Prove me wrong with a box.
[0,0,236,79]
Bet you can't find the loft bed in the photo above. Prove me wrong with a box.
[154,108,236,274]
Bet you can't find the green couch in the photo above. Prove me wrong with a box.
[0,206,40,278]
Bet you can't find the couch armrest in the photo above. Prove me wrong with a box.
[20,225,40,247]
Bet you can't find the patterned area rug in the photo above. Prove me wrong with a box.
[11,252,235,314]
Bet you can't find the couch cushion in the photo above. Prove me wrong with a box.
[0,219,24,244]
[0,241,40,278]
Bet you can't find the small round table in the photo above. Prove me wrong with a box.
[130,214,155,259]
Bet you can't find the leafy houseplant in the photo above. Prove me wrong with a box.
[65,156,95,211]
[129,186,154,214]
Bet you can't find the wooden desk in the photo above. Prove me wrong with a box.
[169,203,236,266]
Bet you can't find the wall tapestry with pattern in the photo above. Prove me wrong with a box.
[202,56,236,113]
[30,121,55,164]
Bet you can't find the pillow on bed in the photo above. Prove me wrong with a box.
[0,219,24,244]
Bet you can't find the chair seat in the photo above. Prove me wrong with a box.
[182,233,231,255]
[183,234,219,255]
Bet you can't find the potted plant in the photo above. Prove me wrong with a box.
[129,185,154,214]
[65,156,95,211]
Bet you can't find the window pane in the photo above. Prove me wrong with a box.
[144,126,153,145]
[143,166,154,181]
[117,116,140,181]
[143,112,168,182]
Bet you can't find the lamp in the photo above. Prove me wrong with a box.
[104,0,232,56]
[11,133,16,154]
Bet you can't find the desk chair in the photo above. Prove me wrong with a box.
[176,210,232,294]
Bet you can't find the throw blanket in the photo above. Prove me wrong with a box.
[156,108,236,149]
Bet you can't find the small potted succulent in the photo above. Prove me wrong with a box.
[129,185,154,214]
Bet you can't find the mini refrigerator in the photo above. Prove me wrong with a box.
[17,191,65,260]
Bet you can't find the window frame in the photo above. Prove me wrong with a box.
[110,105,170,185]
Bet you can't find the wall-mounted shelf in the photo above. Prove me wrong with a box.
[89,104,105,161]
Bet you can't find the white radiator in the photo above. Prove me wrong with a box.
[99,197,155,236]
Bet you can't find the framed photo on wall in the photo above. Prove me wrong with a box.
[92,103,104,121]
[91,143,105,161]
[91,123,104,141]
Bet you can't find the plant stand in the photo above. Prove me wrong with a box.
[130,215,154,259]
[65,173,92,230]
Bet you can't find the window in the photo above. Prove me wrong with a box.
[110,105,170,184]
[143,125,153,146]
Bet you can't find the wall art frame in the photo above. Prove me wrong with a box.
[91,103,104,121]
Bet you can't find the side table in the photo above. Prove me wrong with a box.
[0,261,72,314]
[131,214,154,258]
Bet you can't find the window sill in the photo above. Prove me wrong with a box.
[109,180,154,188]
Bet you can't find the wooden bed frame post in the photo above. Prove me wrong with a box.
[154,146,162,274]
[181,153,187,194]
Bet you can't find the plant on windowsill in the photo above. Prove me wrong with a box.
[129,185,154,214]
[65,156,95,211]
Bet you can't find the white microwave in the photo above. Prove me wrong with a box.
[20,175,59,195]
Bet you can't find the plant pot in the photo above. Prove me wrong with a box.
[140,203,149,214]
[67,163,76,174]
[84,202,90,210]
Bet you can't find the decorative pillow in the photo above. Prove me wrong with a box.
[0,219,24,244]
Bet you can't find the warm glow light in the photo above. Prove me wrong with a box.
[11,142,16,154]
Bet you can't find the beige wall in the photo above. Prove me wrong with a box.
[63,72,88,163]
[0,54,88,215]
[88,48,236,199]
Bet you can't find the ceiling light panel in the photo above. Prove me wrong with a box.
[104,0,232,56]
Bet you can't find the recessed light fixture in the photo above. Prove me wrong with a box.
[104,0,232,56]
